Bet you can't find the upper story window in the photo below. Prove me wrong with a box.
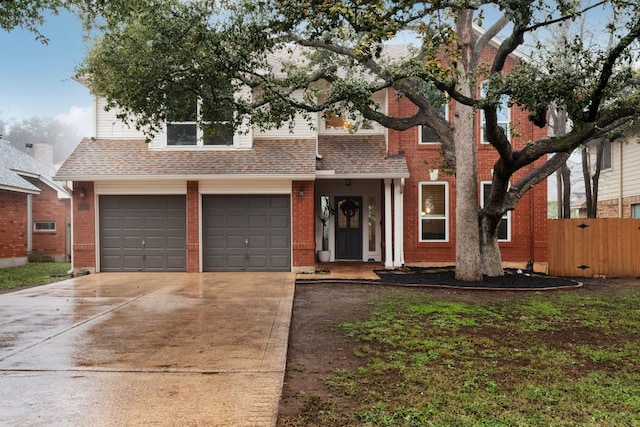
[319,91,385,135]
[586,138,612,172]
[480,82,510,144]
[480,181,511,241]
[419,92,448,144]
[166,93,235,147]
[321,111,380,134]
[602,139,612,170]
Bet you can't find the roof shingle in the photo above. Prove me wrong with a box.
[0,142,62,194]
[55,138,318,180]
[317,135,409,178]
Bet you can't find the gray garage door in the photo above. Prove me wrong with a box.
[99,195,186,272]
[203,195,291,271]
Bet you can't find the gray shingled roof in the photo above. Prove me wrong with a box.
[316,135,409,178]
[55,138,319,180]
[55,136,409,181]
[0,142,63,194]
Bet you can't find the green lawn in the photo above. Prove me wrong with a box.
[0,262,72,292]
[283,288,640,427]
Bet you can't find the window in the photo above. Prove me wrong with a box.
[419,182,448,241]
[602,139,612,170]
[632,204,640,219]
[420,92,448,144]
[34,221,56,232]
[367,196,376,252]
[166,92,234,147]
[481,182,511,241]
[481,82,510,144]
[323,112,377,133]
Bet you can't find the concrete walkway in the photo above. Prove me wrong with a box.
[0,272,295,426]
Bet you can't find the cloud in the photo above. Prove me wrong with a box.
[55,106,92,137]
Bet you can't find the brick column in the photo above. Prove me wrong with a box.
[292,181,315,272]
[72,181,96,273]
[186,181,200,272]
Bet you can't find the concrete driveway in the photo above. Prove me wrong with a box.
[0,272,295,426]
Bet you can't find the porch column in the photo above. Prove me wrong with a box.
[384,179,393,268]
[393,179,404,267]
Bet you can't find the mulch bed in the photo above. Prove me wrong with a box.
[374,266,581,290]
[298,266,582,291]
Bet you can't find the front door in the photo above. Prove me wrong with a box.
[335,196,362,260]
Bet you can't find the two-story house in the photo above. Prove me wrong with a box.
[55,42,548,275]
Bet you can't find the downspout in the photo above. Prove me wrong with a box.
[315,135,322,160]
[528,123,535,270]
[62,182,74,275]
[618,141,623,217]
[27,194,33,255]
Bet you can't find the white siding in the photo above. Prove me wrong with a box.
[598,136,640,201]
[95,180,186,195]
[94,97,150,140]
[255,90,318,139]
[622,136,640,198]
[200,179,292,194]
[255,117,317,139]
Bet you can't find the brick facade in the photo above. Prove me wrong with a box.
[186,181,200,272]
[292,180,316,271]
[71,182,97,272]
[26,177,71,262]
[596,195,640,218]
[0,190,28,265]
[385,43,549,267]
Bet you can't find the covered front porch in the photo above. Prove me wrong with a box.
[312,134,410,269]
[314,177,406,269]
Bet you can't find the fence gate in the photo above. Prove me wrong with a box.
[548,219,640,278]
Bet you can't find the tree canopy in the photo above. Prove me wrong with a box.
[77,0,640,280]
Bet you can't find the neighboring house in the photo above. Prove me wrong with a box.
[0,140,71,268]
[587,136,640,218]
[55,42,548,274]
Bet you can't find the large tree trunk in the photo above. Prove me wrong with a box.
[453,11,482,281]
[454,100,482,281]
[582,139,604,218]
[480,214,503,276]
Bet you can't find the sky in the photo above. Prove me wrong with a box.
[0,10,92,136]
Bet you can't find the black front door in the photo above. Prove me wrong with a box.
[335,196,362,260]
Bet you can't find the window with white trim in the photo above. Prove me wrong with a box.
[419,92,448,144]
[632,204,640,219]
[480,82,510,144]
[419,182,448,241]
[481,182,511,241]
[166,93,234,147]
[34,221,56,232]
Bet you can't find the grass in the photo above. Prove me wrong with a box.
[0,262,71,292]
[282,289,640,427]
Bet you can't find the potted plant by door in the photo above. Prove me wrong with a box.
[317,196,334,263]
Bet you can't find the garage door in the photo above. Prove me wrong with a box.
[203,195,291,271]
[99,195,186,272]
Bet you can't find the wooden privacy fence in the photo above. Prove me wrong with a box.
[548,218,640,278]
